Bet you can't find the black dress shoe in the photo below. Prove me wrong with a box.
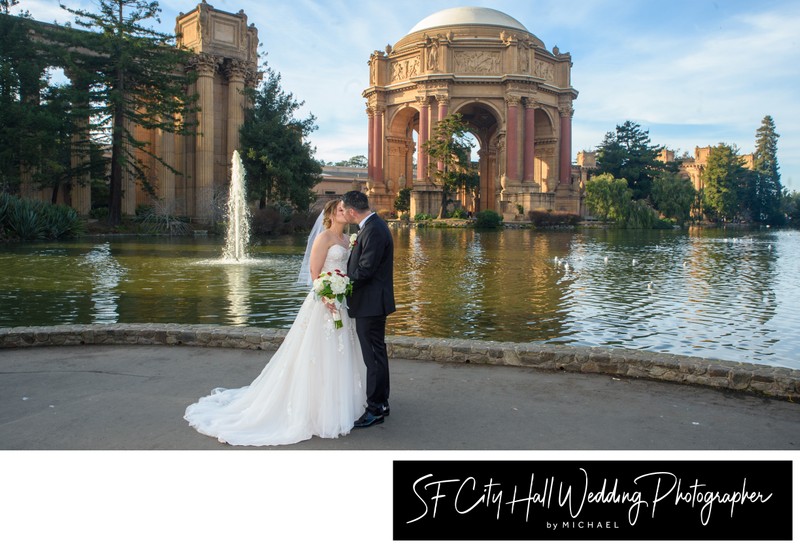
[354,410,384,428]
[380,403,390,417]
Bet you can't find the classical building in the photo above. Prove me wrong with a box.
[659,147,755,194]
[362,7,582,218]
[18,1,260,223]
[312,165,369,209]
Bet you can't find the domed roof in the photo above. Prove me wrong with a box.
[407,7,528,34]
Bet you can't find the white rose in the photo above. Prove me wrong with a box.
[330,276,347,294]
[312,277,325,292]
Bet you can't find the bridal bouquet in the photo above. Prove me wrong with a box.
[313,269,353,329]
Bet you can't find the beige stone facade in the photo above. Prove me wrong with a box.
[18,2,260,223]
[362,7,582,218]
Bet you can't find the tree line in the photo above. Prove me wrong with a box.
[586,118,790,227]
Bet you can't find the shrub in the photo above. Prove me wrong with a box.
[0,192,84,240]
[414,212,433,221]
[89,207,109,220]
[450,207,467,219]
[528,209,581,227]
[474,209,503,228]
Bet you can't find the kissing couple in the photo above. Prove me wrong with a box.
[185,190,395,446]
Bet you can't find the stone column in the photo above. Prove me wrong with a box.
[506,96,520,182]
[66,70,92,214]
[367,107,375,180]
[225,60,247,162]
[417,97,429,181]
[158,123,176,209]
[374,106,384,182]
[192,54,219,222]
[559,104,573,186]
[436,95,449,172]
[523,99,536,184]
[121,115,137,216]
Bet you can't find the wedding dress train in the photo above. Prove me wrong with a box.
[184,245,366,446]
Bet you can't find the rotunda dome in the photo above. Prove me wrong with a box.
[407,7,528,35]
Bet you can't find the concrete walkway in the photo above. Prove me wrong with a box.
[1,344,798,450]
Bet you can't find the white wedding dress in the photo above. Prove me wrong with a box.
[184,245,366,446]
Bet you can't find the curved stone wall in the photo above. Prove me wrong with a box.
[1,324,797,402]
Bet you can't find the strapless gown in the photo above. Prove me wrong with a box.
[184,245,366,446]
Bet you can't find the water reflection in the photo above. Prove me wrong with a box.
[1,228,798,369]
[224,265,251,325]
[82,243,126,324]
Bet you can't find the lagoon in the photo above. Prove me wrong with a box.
[1,226,798,369]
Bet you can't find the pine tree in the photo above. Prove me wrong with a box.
[752,115,782,224]
[58,0,198,225]
[702,143,748,222]
[596,121,663,201]
[239,64,321,211]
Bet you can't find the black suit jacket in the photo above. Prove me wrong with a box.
[346,214,396,318]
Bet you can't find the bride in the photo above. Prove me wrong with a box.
[184,199,367,446]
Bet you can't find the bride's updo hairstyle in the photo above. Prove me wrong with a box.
[321,199,340,229]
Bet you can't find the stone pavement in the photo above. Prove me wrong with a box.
[1,343,798,450]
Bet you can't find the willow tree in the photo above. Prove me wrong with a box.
[58,0,197,225]
[422,112,479,218]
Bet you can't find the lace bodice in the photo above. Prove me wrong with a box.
[323,245,349,274]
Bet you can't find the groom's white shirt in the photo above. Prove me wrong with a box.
[358,211,376,230]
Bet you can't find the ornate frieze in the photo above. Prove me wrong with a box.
[533,60,554,81]
[391,56,421,82]
[453,50,501,75]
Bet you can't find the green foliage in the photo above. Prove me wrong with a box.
[413,212,432,221]
[450,207,467,219]
[702,143,749,222]
[585,173,632,223]
[0,192,84,240]
[781,190,800,227]
[90,207,109,220]
[622,200,671,229]
[422,113,479,218]
[596,121,664,201]
[240,64,321,212]
[250,205,316,235]
[751,115,783,225]
[58,1,198,225]
[393,187,411,213]
[651,172,696,226]
[528,209,581,227]
[330,155,367,168]
[474,209,503,228]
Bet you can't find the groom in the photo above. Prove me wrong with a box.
[343,190,395,428]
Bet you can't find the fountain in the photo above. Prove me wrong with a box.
[222,150,251,261]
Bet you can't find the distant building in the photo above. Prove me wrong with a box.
[311,165,368,209]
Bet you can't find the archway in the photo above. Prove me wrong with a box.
[456,101,500,212]
[362,6,581,218]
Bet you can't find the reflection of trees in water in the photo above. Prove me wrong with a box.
[391,228,574,341]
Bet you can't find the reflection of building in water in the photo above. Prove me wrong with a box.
[83,243,126,323]
[224,265,251,325]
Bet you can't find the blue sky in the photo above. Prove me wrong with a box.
[20,0,800,191]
